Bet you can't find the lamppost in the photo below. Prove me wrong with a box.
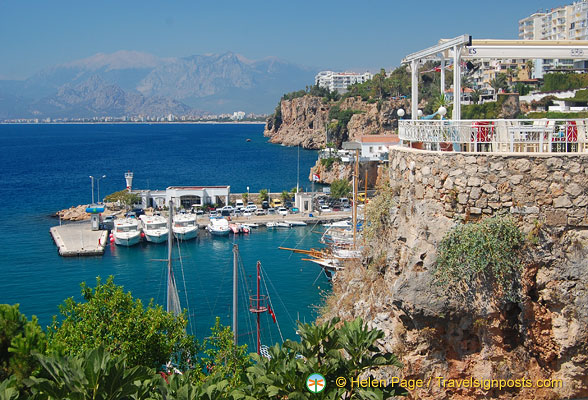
[97,175,106,204]
[397,108,405,119]
[438,106,447,120]
[89,176,95,205]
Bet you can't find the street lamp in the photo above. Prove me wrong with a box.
[438,106,447,120]
[89,176,95,205]
[397,108,405,119]
[417,110,423,119]
[97,175,106,204]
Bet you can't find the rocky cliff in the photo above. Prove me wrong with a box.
[321,147,588,399]
[264,95,409,149]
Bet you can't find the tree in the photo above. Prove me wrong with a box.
[281,190,291,203]
[330,179,352,199]
[0,304,47,388]
[526,60,534,79]
[241,192,248,203]
[104,190,140,207]
[490,73,508,93]
[48,277,198,370]
[259,189,268,202]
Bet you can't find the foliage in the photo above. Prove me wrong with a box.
[330,179,352,199]
[527,111,588,119]
[434,216,525,302]
[235,318,407,399]
[512,82,532,96]
[290,187,298,195]
[198,317,251,391]
[259,189,268,202]
[529,95,556,111]
[0,304,47,388]
[490,73,508,92]
[26,347,155,400]
[319,157,338,171]
[557,88,588,103]
[48,277,198,370]
[461,101,501,119]
[363,182,397,243]
[542,72,588,92]
[281,190,292,203]
[241,192,248,203]
[104,190,140,207]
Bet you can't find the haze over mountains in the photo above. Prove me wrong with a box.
[0,50,319,120]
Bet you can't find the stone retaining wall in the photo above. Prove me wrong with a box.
[389,147,588,227]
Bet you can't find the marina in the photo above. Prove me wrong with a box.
[50,223,108,256]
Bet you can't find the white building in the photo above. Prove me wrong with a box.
[518,1,588,77]
[315,71,373,93]
[134,186,231,209]
[231,111,245,121]
[359,135,399,161]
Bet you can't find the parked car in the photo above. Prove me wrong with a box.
[270,199,283,208]
[267,207,276,215]
[261,201,269,210]
[243,210,254,217]
[277,207,288,216]
[235,199,244,209]
[332,205,341,212]
[195,209,204,215]
[209,210,218,217]
[290,207,300,214]
[221,209,231,217]
[100,215,116,230]
[320,205,332,213]
[222,205,234,213]
[285,201,293,209]
[255,209,266,216]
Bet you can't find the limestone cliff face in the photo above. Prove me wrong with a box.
[322,147,588,399]
[264,95,408,149]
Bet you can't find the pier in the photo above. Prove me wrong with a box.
[50,222,108,257]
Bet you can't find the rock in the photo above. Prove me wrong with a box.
[554,195,573,208]
[481,184,496,194]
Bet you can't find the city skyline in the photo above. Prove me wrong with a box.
[0,0,570,80]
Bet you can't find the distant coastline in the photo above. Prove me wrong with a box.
[0,121,266,125]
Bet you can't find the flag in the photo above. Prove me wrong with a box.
[268,305,277,323]
[312,174,320,182]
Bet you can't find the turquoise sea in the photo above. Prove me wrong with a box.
[0,123,328,350]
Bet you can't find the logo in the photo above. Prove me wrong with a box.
[306,373,326,393]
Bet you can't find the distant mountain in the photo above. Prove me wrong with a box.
[0,50,319,119]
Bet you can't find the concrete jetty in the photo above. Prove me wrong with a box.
[196,211,352,228]
[50,222,108,257]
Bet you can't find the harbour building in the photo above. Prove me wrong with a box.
[315,71,373,93]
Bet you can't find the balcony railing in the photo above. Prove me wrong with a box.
[398,119,588,153]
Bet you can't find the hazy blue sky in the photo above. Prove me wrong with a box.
[0,0,566,79]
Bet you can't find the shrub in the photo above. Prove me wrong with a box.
[434,216,525,302]
[330,179,352,198]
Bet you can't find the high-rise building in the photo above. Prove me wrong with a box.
[315,71,373,93]
[518,1,588,77]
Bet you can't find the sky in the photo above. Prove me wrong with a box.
[0,0,569,79]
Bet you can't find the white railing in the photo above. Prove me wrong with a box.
[398,119,588,153]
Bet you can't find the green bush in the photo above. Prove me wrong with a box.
[542,72,588,92]
[434,216,525,301]
[330,179,352,198]
[320,157,338,171]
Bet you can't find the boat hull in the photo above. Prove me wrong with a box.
[114,233,141,246]
[144,232,169,243]
[174,228,199,240]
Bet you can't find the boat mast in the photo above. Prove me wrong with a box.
[296,144,300,194]
[352,149,359,249]
[167,199,181,315]
[232,244,239,345]
[256,261,261,355]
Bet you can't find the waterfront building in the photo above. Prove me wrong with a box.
[518,1,588,77]
[358,135,399,161]
[315,71,373,93]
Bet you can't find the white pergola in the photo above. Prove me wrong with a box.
[402,35,588,120]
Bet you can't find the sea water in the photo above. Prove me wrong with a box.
[0,123,328,350]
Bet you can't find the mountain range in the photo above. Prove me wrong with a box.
[0,50,319,119]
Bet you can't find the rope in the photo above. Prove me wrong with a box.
[175,239,195,335]
[260,264,285,343]
[260,265,296,330]
[237,252,256,349]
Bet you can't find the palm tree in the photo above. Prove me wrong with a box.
[490,73,508,94]
[526,60,534,79]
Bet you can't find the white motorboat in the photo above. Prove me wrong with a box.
[266,222,277,228]
[207,218,231,236]
[241,223,259,229]
[323,219,352,228]
[139,215,168,243]
[284,220,307,226]
[113,218,142,246]
[173,214,199,240]
[275,222,292,228]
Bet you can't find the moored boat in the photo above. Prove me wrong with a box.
[284,220,307,226]
[139,215,168,243]
[173,214,199,240]
[207,218,231,236]
[113,218,142,246]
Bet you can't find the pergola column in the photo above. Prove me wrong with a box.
[440,54,445,98]
[452,45,461,120]
[411,60,418,120]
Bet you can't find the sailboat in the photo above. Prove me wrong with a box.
[166,199,182,316]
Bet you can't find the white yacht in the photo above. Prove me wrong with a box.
[139,215,168,243]
[206,218,230,236]
[173,214,199,240]
[113,218,142,246]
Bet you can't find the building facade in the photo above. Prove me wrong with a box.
[518,1,588,77]
[315,71,373,93]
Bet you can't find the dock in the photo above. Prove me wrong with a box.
[50,222,108,257]
[196,211,352,228]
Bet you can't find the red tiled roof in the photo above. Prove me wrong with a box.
[359,135,400,143]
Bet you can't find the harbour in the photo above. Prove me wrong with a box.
[0,123,327,349]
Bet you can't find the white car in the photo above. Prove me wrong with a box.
[244,204,257,212]
[320,205,331,213]
[243,210,254,217]
[277,207,288,216]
